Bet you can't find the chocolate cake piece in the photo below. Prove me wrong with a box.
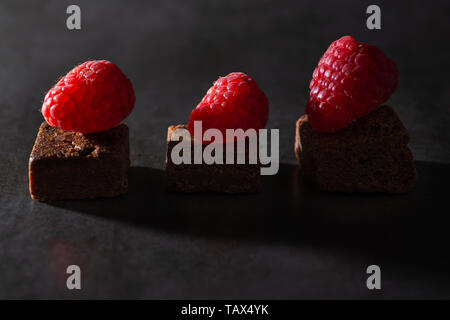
[29,122,129,201]
[165,125,260,193]
[295,106,417,193]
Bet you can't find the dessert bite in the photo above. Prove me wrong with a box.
[295,36,417,193]
[29,60,135,201]
[166,72,269,193]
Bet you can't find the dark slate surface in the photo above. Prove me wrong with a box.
[0,0,449,299]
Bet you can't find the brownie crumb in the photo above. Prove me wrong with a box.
[295,106,418,193]
[165,124,260,193]
[29,122,130,201]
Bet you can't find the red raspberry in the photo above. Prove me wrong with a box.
[306,36,398,133]
[188,72,269,141]
[41,60,135,133]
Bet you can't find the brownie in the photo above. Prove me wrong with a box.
[295,106,417,193]
[29,122,130,201]
[165,125,260,193]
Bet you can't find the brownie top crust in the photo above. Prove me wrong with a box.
[30,122,129,161]
[297,105,410,147]
[167,124,190,143]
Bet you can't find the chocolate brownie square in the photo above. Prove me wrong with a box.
[165,125,260,193]
[29,122,129,201]
[295,106,417,193]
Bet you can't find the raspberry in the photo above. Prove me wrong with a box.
[306,36,398,133]
[41,60,135,133]
[188,72,269,141]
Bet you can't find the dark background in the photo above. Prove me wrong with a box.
[1,0,449,299]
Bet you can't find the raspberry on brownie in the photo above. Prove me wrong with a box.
[166,72,268,193]
[29,60,135,201]
[306,36,398,133]
[188,72,269,142]
[296,36,417,193]
[42,60,135,134]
